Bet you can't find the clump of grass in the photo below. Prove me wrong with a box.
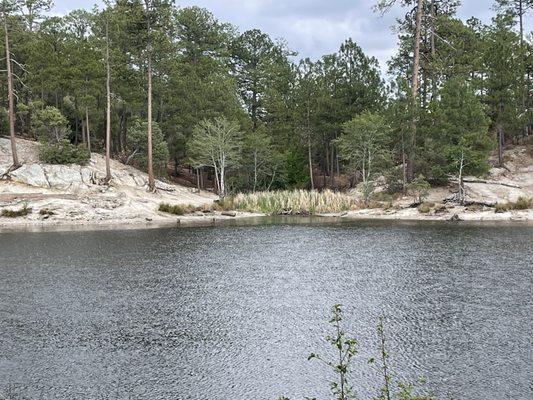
[514,196,532,210]
[417,202,434,214]
[159,203,195,216]
[230,189,358,215]
[465,204,483,212]
[494,197,532,213]
[494,202,510,213]
[1,205,32,218]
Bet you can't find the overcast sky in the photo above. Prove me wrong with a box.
[53,1,523,73]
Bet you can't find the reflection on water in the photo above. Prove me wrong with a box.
[0,220,532,399]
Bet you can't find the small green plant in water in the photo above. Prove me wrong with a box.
[278,306,434,400]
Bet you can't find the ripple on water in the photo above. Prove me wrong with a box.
[0,220,532,400]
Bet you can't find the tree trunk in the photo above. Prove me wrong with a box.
[407,0,424,181]
[498,99,504,167]
[430,0,437,98]
[330,144,335,187]
[253,150,258,192]
[145,1,155,191]
[105,17,112,183]
[308,135,314,190]
[85,106,91,154]
[4,15,20,169]
[458,151,465,205]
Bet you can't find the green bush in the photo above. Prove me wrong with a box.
[514,196,532,210]
[159,203,196,215]
[1,205,32,218]
[40,140,90,165]
[417,202,434,214]
[384,167,404,194]
[407,175,431,203]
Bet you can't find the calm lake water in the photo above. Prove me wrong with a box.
[0,219,532,400]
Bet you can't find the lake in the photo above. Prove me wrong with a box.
[0,219,532,399]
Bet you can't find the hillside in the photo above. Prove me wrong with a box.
[0,138,224,229]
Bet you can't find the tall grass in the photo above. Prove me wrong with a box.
[228,189,358,215]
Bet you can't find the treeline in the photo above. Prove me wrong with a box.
[0,0,531,197]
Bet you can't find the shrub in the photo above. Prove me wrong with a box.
[417,202,434,214]
[127,119,169,174]
[407,175,431,203]
[32,106,69,142]
[40,140,89,165]
[514,196,532,210]
[159,203,196,215]
[1,205,32,218]
[494,202,510,213]
[384,167,404,194]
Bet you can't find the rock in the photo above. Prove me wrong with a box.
[434,205,448,214]
[221,211,237,217]
[449,213,461,221]
[10,164,50,187]
[44,165,84,189]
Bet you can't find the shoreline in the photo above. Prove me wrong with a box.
[1,208,532,233]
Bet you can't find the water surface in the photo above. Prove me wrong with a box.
[1,219,532,399]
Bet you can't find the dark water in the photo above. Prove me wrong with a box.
[0,219,532,400]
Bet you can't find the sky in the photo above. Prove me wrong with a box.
[52,0,522,73]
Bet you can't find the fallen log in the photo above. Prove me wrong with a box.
[458,178,522,189]
[0,193,78,202]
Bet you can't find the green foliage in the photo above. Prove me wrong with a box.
[434,77,493,178]
[280,306,434,400]
[1,204,32,218]
[188,117,242,196]
[31,106,70,143]
[406,175,431,203]
[39,140,89,165]
[127,119,169,174]
[281,146,309,189]
[337,112,391,203]
[1,0,528,195]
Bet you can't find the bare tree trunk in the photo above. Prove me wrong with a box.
[145,1,155,191]
[104,17,112,183]
[330,144,335,187]
[407,0,424,181]
[253,150,258,192]
[85,106,91,154]
[4,14,20,169]
[458,150,465,205]
[194,168,199,189]
[430,0,437,98]
[306,98,314,190]
[308,135,314,190]
[498,100,504,167]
